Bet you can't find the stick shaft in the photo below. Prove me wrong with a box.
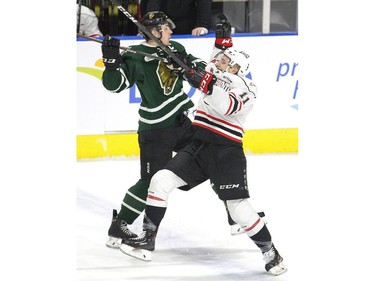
[111,0,191,72]
[77,33,168,63]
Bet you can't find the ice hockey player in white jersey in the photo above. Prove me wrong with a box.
[119,15,287,276]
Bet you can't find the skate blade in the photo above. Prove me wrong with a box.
[106,237,121,249]
[120,244,152,261]
[268,262,288,276]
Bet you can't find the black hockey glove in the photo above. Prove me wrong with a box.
[215,14,233,50]
[166,52,187,76]
[184,67,217,95]
[184,67,204,88]
[101,35,122,70]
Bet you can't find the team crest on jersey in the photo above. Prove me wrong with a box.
[157,62,179,95]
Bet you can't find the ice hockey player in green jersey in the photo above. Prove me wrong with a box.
[101,11,207,248]
[101,11,252,250]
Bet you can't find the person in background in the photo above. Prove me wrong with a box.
[77,3,103,37]
[143,0,212,36]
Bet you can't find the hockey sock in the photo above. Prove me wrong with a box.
[118,179,150,224]
[249,225,273,253]
[144,205,167,229]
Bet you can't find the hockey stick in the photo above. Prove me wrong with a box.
[77,0,82,34]
[77,33,168,63]
[110,0,230,90]
[111,0,192,73]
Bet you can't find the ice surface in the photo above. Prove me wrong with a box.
[77,154,303,281]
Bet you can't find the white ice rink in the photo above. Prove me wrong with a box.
[77,154,301,281]
[76,151,375,281]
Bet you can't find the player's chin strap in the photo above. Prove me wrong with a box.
[111,0,191,74]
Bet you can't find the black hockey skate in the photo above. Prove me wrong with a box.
[123,230,156,251]
[106,209,137,249]
[119,230,156,261]
[263,244,287,275]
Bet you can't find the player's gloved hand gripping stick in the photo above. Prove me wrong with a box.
[92,1,229,95]
[183,68,217,95]
[101,35,123,70]
[111,0,223,90]
[77,33,169,63]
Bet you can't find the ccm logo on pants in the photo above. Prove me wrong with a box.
[219,184,240,189]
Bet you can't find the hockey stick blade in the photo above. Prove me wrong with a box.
[120,244,152,262]
[76,33,168,63]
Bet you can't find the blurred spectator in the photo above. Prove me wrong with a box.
[77,3,103,37]
[143,0,212,36]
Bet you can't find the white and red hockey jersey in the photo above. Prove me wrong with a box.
[192,48,257,145]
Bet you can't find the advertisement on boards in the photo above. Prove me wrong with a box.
[77,35,299,135]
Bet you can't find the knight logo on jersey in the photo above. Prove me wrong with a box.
[158,62,179,95]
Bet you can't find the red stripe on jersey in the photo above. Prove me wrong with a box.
[244,218,261,232]
[195,110,244,133]
[147,194,165,201]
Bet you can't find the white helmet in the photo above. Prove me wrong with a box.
[223,47,251,77]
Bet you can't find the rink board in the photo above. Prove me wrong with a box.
[76,128,298,159]
[77,33,299,158]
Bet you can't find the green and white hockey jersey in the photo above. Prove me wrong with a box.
[102,40,206,132]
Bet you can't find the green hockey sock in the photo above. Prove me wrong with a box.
[118,179,150,224]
